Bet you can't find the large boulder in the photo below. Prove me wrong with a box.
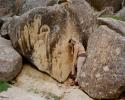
[86,0,123,12]
[98,17,125,36]
[78,26,125,99]
[1,5,81,82]
[0,86,46,100]
[68,0,96,49]
[0,37,22,81]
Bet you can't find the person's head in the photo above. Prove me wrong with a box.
[68,38,76,47]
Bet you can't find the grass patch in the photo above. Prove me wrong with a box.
[52,95,60,100]
[0,80,10,92]
[101,15,125,21]
[48,92,61,100]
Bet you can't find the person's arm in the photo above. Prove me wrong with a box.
[71,45,79,75]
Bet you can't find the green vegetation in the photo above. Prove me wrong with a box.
[52,95,60,100]
[0,80,10,92]
[101,15,125,21]
[30,88,40,94]
[48,92,61,100]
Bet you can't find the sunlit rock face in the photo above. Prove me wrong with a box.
[78,26,125,99]
[1,5,81,82]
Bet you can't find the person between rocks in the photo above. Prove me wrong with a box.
[69,38,86,84]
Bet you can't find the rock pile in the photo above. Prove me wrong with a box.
[0,0,125,99]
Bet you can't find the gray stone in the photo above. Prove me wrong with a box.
[0,37,22,81]
[61,89,93,100]
[0,0,48,16]
[78,25,125,99]
[0,86,46,100]
[0,0,17,17]
[18,0,48,15]
[98,17,125,36]
[15,64,94,100]
[68,0,96,49]
[0,17,12,39]
[116,7,125,18]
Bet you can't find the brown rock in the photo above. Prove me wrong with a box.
[86,0,123,12]
[0,37,22,81]
[1,5,81,82]
[78,25,125,99]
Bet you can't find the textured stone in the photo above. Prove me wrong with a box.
[98,17,125,36]
[78,25,125,99]
[86,0,123,12]
[0,0,48,16]
[68,0,96,49]
[0,37,22,81]
[18,0,48,15]
[0,0,17,16]
[1,5,81,82]
[116,7,125,18]
[0,86,46,100]
[15,64,94,100]
[62,89,93,100]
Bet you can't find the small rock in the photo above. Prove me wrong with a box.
[116,7,125,18]
[0,37,22,81]
[15,64,93,100]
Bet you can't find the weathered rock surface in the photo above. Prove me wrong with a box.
[86,0,123,12]
[68,0,96,49]
[0,17,12,39]
[78,25,125,99]
[62,89,93,100]
[98,17,125,36]
[0,37,22,81]
[0,0,48,16]
[116,7,125,18]
[15,64,93,100]
[18,0,48,15]
[0,86,46,100]
[1,5,81,82]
